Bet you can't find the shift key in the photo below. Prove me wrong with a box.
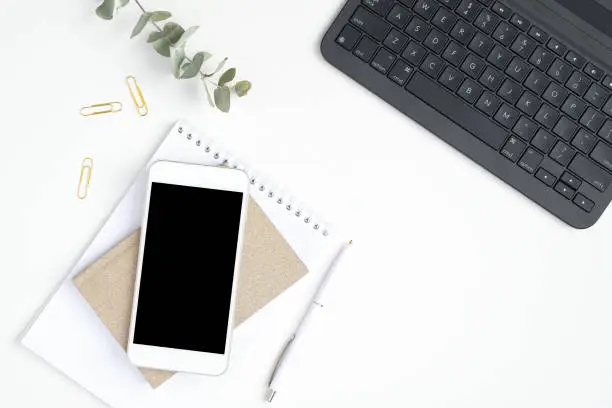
[591,142,612,172]
[351,7,390,41]
[569,154,612,192]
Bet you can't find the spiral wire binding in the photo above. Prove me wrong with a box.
[176,125,330,237]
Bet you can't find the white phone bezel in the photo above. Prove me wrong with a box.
[127,160,249,376]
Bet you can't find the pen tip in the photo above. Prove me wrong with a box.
[264,388,276,403]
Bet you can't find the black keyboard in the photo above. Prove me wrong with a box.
[322,0,612,228]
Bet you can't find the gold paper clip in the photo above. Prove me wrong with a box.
[77,158,94,200]
[126,75,148,116]
[80,102,122,117]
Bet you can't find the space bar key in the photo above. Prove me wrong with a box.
[406,73,507,150]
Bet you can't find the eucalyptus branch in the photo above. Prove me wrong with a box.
[95,0,252,112]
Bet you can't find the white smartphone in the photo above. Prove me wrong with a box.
[127,161,249,375]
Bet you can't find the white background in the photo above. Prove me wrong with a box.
[2,0,612,407]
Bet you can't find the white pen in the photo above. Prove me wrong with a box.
[264,240,353,403]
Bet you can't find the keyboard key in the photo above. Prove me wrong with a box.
[501,136,526,162]
[516,91,541,116]
[438,0,460,8]
[583,63,604,81]
[479,66,503,91]
[584,84,609,108]
[477,0,493,5]
[336,25,361,51]
[547,59,572,84]
[402,42,427,65]
[536,168,556,186]
[476,92,502,116]
[598,120,612,142]
[519,147,543,173]
[371,48,396,74]
[524,69,550,95]
[510,14,530,31]
[406,72,508,148]
[511,34,537,59]
[405,16,430,41]
[580,108,605,133]
[353,37,378,62]
[529,47,555,71]
[399,0,417,7]
[384,31,408,54]
[488,45,512,70]
[456,0,482,22]
[438,66,464,91]
[461,54,485,78]
[469,32,494,58]
[566,71,591,96]
[542,82,569,107]
[497,79,522,104]
[363,0,395,16]
[505,57,530,82]
[474,9,500,34]
[574,194,595,212]
[603,75,612,90]
[388,60,415,85]
[492,2,513,18]
[591,142,612,173]
[561,172,582,189]
[494,103,520,128]
[387,4,412,29]
[572,128,597,154]
[532,129,556,153]
[513,116,538,140]
[602,96,612,117]
[553,116,578,141]
[565,51,586,68]
[546,38,567,56]
[492,22,518,46]
[458,78,483,103]
[555,182,575,199]
[421,54,445,77]
[569,154,612,191]
[528,26,549,43]
[450,19,475,45]
[431,7,456,32]
[561,95,587,120]
[413,0,439,20]
[535,104,559,128]
[442,42,467,66]
[550,141,575,166]
[424,30,449,54]
[351,7,390,41]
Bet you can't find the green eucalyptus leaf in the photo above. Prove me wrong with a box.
[131,12,151,38]
[96,0,116,20]
[214,86,231,113]
[175,26,199,49]
[203,80,215,107]
[166,23,185,44]
[118,0,129,8]
[207,57,227,77]
[150,11,172,22]
[147,30,167,43]
[218,68,236,87]
[172,47,186,79]
[181,51,208,79]
[152,38,171,57]
[234,80,252,97]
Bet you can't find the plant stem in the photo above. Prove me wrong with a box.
[133,0,214,79]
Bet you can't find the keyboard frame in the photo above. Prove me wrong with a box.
[321,0,612,229]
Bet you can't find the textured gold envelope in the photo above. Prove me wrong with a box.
[73,198,307,388]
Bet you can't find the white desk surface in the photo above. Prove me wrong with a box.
[2,0,612,407]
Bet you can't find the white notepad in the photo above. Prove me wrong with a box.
[21,121,343,408]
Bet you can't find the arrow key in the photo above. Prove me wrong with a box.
[573,194,595,213]
[561,172,582,189]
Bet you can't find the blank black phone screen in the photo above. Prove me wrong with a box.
[133,182,244,354]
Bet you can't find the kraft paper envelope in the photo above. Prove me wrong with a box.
[73,198,308,388]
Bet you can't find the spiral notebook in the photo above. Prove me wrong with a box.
[21,121,343,408]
